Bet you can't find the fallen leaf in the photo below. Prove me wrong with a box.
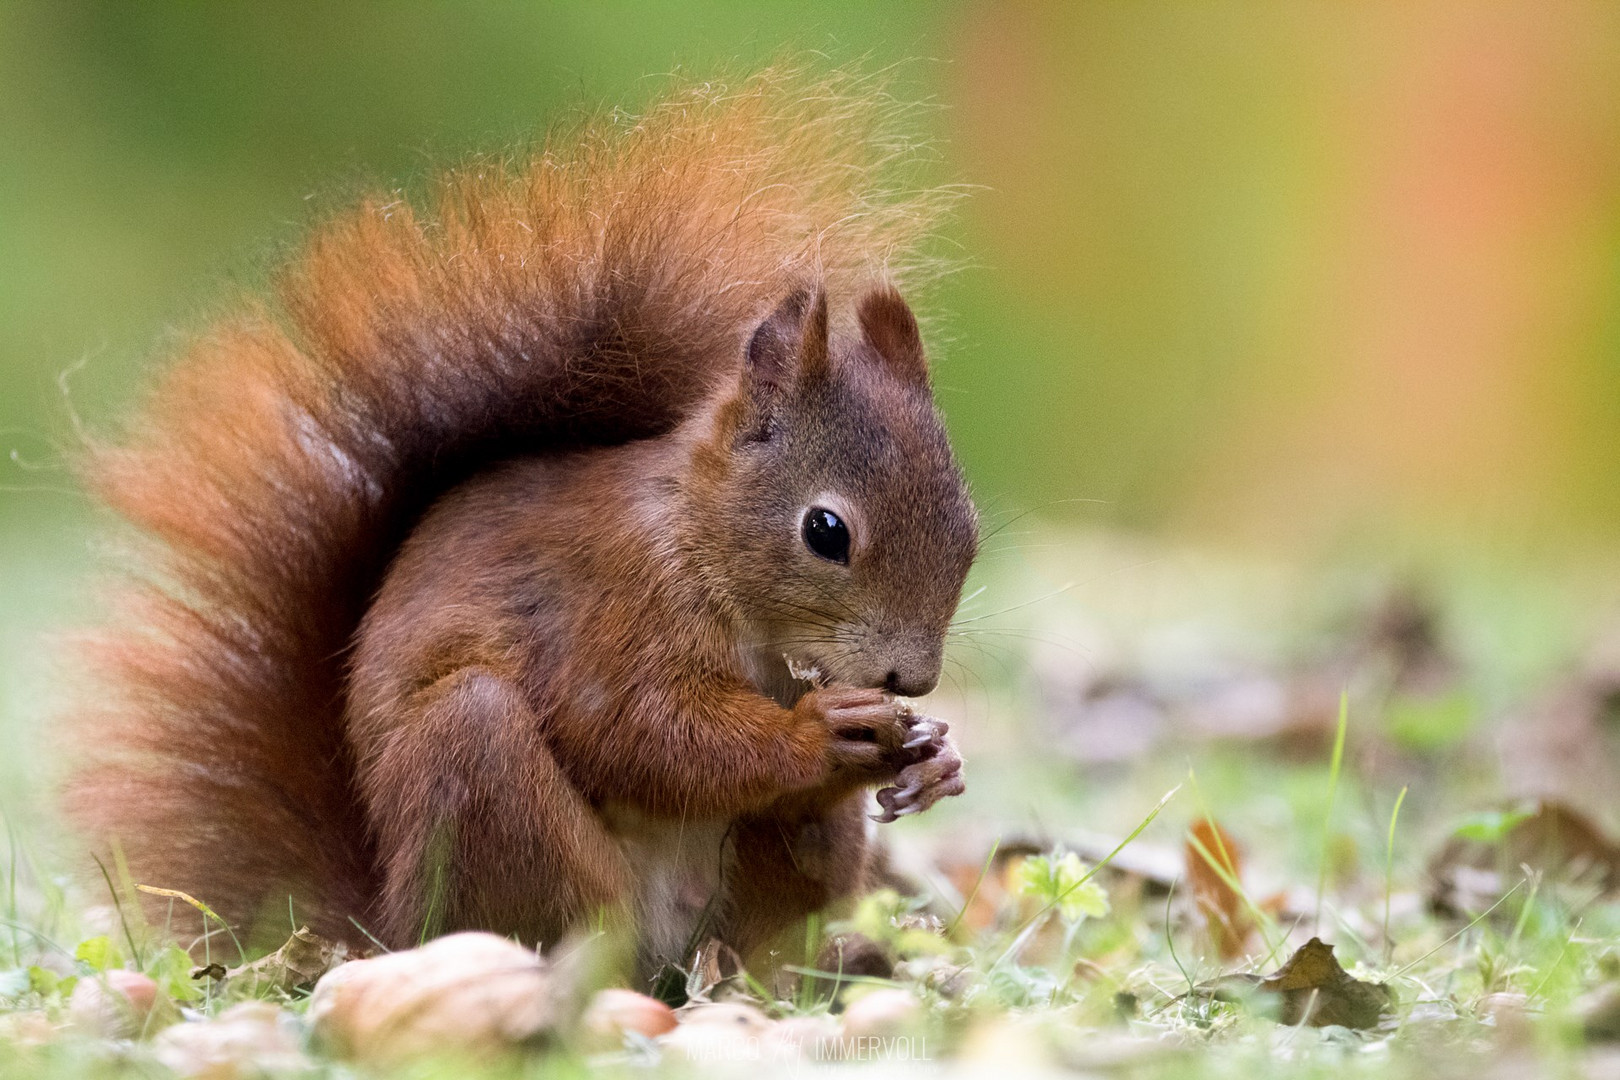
[682,937,744,1003]
[1202,937,1394,1030]
[1186,819,1253,960]
[226,926,349,996]
[1499,642,1620,811]
[1429,799,1620,913]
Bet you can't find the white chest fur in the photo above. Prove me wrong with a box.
[600,805,732,967]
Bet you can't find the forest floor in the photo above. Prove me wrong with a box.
[3,529,1620,1078]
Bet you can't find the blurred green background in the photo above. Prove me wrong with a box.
[4,2,1620,792]
[8,3,1620,543]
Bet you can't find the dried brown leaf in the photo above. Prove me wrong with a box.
[1429,799,1620,913]
[1202,937,1394,1030]
[1186,819,1253,960]
[226,927,349,995]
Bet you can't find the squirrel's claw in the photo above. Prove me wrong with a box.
[871,717,964,822]
[871,788,900,823]
[901,716,948,750]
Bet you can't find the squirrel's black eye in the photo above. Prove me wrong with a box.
[801,507,850,564]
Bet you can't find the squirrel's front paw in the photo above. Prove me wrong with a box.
[872,716,964,822]
[794,686,909,780]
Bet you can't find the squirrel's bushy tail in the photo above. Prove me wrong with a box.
[62,65,948,946]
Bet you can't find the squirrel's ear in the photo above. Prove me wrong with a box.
[738,289,829,438]
[857,285,928,386]
[746,288,829,380]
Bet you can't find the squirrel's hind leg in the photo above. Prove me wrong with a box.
[718,793,872,971]
[355,667,629,948]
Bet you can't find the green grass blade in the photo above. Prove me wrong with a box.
[1314,690,1349,933]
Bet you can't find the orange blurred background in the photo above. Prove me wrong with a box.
[939,2,1620,546]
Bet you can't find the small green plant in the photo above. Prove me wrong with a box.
[1450,805,1536,843]
[1012,851,1110,925]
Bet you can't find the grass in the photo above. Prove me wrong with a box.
[1384,786,1409,963]
[1,529,1619,1076]
[1314,692,1349,933]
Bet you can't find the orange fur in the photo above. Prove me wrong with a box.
[62,65,968,960]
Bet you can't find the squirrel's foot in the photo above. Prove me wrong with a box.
[872,716,964,822]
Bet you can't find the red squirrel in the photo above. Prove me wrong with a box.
[63,67,978,974]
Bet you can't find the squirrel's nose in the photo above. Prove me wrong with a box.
[884,669,937,698]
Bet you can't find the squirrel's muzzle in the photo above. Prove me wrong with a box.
[884,668,937,698]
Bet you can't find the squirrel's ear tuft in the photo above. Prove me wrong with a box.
[801,288,830,377]
[739,288,829,439]
[857,285,928,386]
